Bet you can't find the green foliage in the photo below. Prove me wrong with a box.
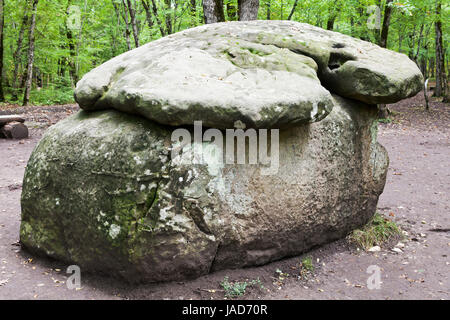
[301,256,314,273]
[348,212,402,250]
[1,0,448,105]
[28,86,75,105]
[220,276,264,298]
[378,117,392,123]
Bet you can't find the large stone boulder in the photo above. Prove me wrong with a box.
[21,95,388,282]
[75,21,423,129]
[20,21,421,282]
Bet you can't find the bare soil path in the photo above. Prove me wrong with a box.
[0,93,448,300]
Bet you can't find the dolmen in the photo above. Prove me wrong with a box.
[20,21,423,282]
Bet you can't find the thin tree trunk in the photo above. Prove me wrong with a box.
[420,48,428,77]
[287,0,298,21]
[280,0,283,19]
[266,1,270,20]
[23,0,38,106]
[350,16,354,36]
[172,0,178,33]
[434,0,447,97]
[126,0,139,47]
[143,0,166,37]
[75,0,87,77]
[12,2,29,100]
[164,0,172,34]
[121,0,132,50]
[326,12,337,30]
[152,0,167,36]
[0,0,5,101]
[66,0,78,87]
[424,78,430,110]
[142,0,154,29]
[379,0,393,48]
[238,0,259,21]
[113,0,131,50]
[413,23,424,63]
[378,0,394,121]
[203,0,225,24]
[190,0,197,26]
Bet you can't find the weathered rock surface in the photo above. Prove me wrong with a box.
[21,95,388,282]
[75,21,423,129]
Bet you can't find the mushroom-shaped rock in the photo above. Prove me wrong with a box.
[21,21,419,283]
[21,96,388,282]
[75,21,423,130]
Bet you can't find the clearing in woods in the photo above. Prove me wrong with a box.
[0,92,448,299]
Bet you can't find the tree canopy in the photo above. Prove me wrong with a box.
[0,0,448,105]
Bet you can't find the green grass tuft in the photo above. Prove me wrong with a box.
[348,213,402,250]
[220,276,264,298]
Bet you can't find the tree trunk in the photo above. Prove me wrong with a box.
[413,23,424,64]
[420,49,428,78]
[23,0,38,107]
[172,0,178,33]
[203,0,225,24]
[238,0,259,21]
[12,6,29,99]
[164,0,172,34]
[143,0,166,37]
[190,0,198,26]
[66,0,78,87]
[75,0,87,77]
[266,1,270,20]
[379,0,393,48]
[378,0,392,124]
[126,0,139,47]
[326,13,337,30]
[434,0,447,97]
[142,0,154,29]
[114,0,131,50]
[424,78,430,110]
[121,0,132,50]
[0,0,4,102]
[287,0,298,21]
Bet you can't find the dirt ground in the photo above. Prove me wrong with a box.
[0,92,448,300]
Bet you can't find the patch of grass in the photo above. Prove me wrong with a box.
[378,117,392,124]
[3,85,75,106]
[297,256,314,279]
[301,256,314,272]
[29,87,75,105]
[348,213,402,250]
[220,276,264,298]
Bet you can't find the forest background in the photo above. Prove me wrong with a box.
[0,0,447,106]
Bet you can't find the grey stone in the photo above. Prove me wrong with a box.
[20,95,388,282]
[74,21,423,130]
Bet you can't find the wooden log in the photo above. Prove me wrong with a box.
[0,115,26,125]
[0,121,29,139]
